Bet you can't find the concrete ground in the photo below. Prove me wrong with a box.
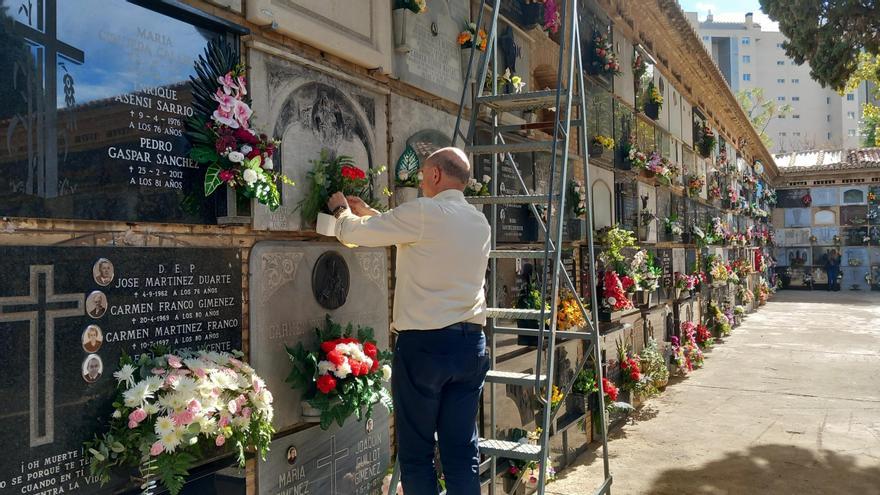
[548,290,880,495]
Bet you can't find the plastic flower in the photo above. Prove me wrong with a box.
[242,168,259,186]
[114,364,136,387]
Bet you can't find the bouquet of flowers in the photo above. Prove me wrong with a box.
[630,249,661,292]
[457,22,488,51]
[686,174,705,197]
[299,151,387,224]
[664,215,684,236]
[556,289,587,330]
[696,323,714,348]
[708,256,729,285]
[682,324,704,369]
[708,179,722,200]
[708,302,731,336]
[643,151,676,182]
[602,270,634,312]
[673,272,698,292]
[85,350,274,495]
[464,175,492,196]
[590,30,621,75]
[597,226,638,268]
[286,316,392,430]
[623,140,648,169]
[186,41,293,210]
[669,336,689,375]
[698,125,715,158]
[543,0,561,34]
[726,184,739,204]
[638,338,669,395]
[394,0,426,13]
[568,179,587,216]
[647,81,663,107]
[593,134,615,150]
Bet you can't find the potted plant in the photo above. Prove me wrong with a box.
[392,0,427,53]
[515,281,551,346]
[571,367,598,414]
[590,134,615,158]
[286,316,393,430]
[639,338,669,393]
[85,349,275,495]
[457,22,487,82]
[643,80,662,120]
[394,145,421,204]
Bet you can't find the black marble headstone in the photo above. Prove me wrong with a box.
[0,1,238,224]
[844,227,869,246]
[776,189,811,209]
[614,175,638,231]
[657,249,673,299]
[0,246,243,494]
[258,410,391,495]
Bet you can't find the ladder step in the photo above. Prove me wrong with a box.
[486,308,545,320]
[479,438,542,461]
[476,90,580,112]
[489,249,553,259]
[466,194,550,205]
[484,370,547,386]
[495,119,584,133]
[494,326,594,341]
[465,141,554,154]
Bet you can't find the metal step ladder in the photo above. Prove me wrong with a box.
[389,1,612,494]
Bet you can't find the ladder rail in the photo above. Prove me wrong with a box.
[572,12,611,481]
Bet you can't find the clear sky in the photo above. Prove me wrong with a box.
[677,0,779,31]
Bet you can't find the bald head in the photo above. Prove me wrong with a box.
[420,147,472,197]
[426,147,471,184]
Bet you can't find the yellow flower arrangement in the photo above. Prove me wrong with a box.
[650,85,663,105]
[593,134,615,150]
[556,289,586,330]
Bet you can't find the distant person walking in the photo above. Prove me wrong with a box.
[825,249,841,291]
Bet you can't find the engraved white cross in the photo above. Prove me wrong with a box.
[0,265,83,446]
[316,435,350,495]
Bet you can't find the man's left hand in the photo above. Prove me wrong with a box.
[327,192,349,213]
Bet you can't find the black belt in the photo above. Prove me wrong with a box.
[443,322,483,332]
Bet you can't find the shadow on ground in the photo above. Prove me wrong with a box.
[646,444,880,495]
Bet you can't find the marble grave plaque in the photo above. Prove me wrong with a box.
[0,0,241,223]
[0,246,242,494]
[260,409,390,495]
[248,242,389,430]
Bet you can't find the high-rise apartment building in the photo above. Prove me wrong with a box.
[687,11,874,153]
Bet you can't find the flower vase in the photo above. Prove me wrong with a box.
[571,392,589,414]
[301,401,322,423]
[674,287,682,300]
[589,142,604,158]
[634,289,651,307]
[392,9,412,53]
[641,169,656,179]
[460,50,476,82]
[643,102,660,120]
[395,186,419,205]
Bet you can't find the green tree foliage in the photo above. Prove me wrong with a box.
[861,103,880,147]
[759,0,880,92]
[735,88,792,148]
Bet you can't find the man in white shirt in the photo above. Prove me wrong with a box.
[327,147,491,495]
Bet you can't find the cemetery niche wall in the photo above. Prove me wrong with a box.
[0,246,243,494]
[248,242,391,495]
[0,0,247,224]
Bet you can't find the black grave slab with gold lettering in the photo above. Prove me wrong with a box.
[0,246,243,494]
[0,0,245,223]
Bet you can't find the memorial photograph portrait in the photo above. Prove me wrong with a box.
[86,290,108,318]
[82,354,103,383]
[92,258,115,286]
[81,324,103,353]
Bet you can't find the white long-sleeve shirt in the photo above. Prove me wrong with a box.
[335,189,491,332]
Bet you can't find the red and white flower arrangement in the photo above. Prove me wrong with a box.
[186,41,293,210]
[287,316,392,430]
[299,151,388,224]
[603,270,634,312]
[85,350,274,495]
[590,30,621,75]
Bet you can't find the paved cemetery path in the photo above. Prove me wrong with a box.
[548,290,880,495]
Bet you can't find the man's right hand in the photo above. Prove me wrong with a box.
[347,196,379,217]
